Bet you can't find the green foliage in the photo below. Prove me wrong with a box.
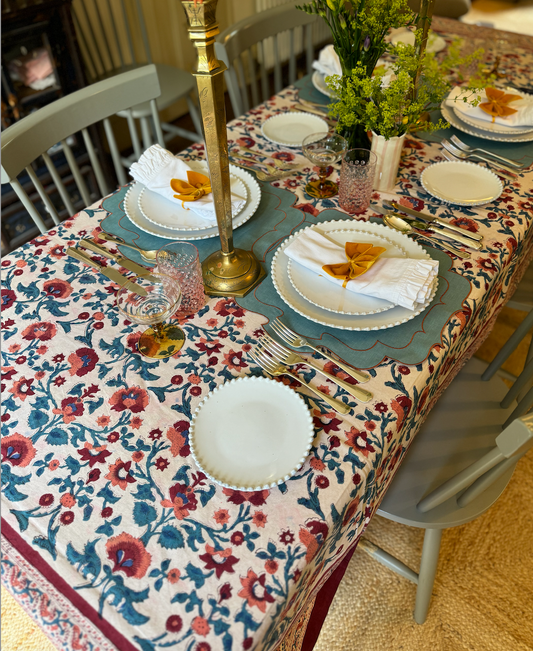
[297,0,416,76]
[327,37,486,139]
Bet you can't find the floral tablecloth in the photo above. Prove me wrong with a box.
[2,24,533,651]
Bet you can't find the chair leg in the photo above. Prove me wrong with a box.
[414,528,443,624]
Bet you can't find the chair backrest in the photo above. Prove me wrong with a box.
[73,0,152,83]
[1,65,164,234]
[215,3,320,118]
[417,412,533,513]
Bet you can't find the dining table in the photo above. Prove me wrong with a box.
[2,16,533,651]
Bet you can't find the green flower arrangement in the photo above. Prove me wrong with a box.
[297,0,417,146]
[328,37,485,140]
[297,0,416,76]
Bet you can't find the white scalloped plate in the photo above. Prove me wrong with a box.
[441,101,533,143]
[123,165,261,241]
[189,377,314,491]
[453,107,533,135]
[272,220,438,331]
[312,71,335,98]
[261,112,328,147]
[139,162,247,231]
[287,227,409,315]
[420,161,503,206]
[390,28,446,53]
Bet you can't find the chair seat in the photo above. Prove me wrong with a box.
[377,357,518,529]
[96,64,196,118]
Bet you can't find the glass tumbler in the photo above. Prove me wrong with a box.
[156,242,206,316]
[338,149,378,216]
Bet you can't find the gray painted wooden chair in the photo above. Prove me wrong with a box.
[1,66,164,234]
[73,0,202,161]
[360,348,533,624]
[214,2,320,118]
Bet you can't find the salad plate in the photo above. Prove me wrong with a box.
[189,377,314,491]
[123,165,261,241]
[272,220,438,331]
[287,227,409,315]
[420,160,503,206]
[261,112,328,147]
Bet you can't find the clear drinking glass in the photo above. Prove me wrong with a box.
[116,273,184,359]
[156,242,206,316]
[302,133,347,199]
[338,148,378,215]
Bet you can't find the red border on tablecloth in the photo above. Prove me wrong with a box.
[300,544,358,651]
[2,518,139,651]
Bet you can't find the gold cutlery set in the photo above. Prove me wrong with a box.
[249,318,373,415]
[376,201,485,259]
[67,237,156,296]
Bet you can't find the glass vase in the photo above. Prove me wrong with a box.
[340,124,371,150]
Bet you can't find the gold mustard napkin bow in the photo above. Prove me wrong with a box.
[479,87,522,122]
[170,171,212,208]
[322,242,386,288]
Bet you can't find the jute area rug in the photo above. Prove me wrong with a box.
[314,307,533,651]
[1,309,532,651]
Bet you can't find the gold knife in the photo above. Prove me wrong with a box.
[386,201,484,242]
[79,240,158,281]
[67,248,148,296]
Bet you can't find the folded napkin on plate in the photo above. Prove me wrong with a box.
[446,86,533,128]
[312,44,342,77]
[129,144,246,220]
[285,229,439,310]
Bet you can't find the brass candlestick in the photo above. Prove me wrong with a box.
[181,0,266,297]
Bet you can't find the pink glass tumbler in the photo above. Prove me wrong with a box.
[338,148,378,215]
[156,242,206,316]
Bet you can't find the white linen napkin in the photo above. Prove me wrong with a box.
[129,144,246,220]
[446,86,533,128]
[285,229,439,310]
[312,45,342,77]
[313,45,393,88]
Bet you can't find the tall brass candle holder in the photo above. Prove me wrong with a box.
[181,0,266,297]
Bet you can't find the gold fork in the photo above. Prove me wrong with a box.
[248,346,350,415]
[270,318,370,384]
[261,332,372,403]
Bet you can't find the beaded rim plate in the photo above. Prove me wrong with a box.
[189,377,314,491]
[123,165,261,241]
[441,101,533,143]
[287,227,409,315]
[420,160,503,206]
[261,112,328,147]
[139,169,247,232]
[272,220,438,331]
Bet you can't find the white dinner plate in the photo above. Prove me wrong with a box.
[441,101,533,143]
[261,112,329,147]
[420,161,503,206]
[312,70,335,98]
[123,165,261,241]
[453,107,533,135]
[271,220,438,331]
[139,171,247,231]
[189,377,314,491]
[390,28,446,53]
[288,228,409,315]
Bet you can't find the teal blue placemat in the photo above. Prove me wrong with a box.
[101,183,471,368]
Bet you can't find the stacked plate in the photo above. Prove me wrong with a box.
[271,220,438,331]
[441,89,533,143]
[123,160,261,241]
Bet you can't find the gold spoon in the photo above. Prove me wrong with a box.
[383,214,471,260]
[98,233,159,263]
